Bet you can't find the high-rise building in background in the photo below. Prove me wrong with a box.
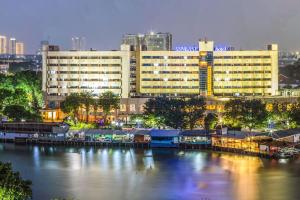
[144,32,172,51]
[71,37,86,51]
[0,35,7,54]
[122,32,172,51]
[16,42,24,55]
[9,38,17,55]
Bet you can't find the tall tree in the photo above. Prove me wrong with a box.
[290,99,300,127]
[98,91,120,125]
[223,99,244,128]
[224,99,268,131]
[242,99,267,131]
[184,96,206,130]
[144,97,186,129]
[3,105,35,122]
[204,113,218,131]
[79,92,94,122]
[61,93,81,120]
[92,97,99,122]
[0,162,32,200]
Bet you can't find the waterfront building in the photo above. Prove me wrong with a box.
[42,44,131,98]
[0,35,7,54]
[179,130,211,145]
[211,131,271,154]
[137,41,278,97]
[42,36,279,122]
[149,129,180,148]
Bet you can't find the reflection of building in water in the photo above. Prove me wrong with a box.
[218,154,263,200]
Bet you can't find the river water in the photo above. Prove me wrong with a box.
[1,143,300,200]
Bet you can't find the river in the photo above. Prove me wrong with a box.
[1,143,300,200]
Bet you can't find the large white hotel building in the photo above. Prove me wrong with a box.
[42,34,278,121]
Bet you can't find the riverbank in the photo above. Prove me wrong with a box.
[0,138,273,159]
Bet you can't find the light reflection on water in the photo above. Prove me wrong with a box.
[1,143,300,200]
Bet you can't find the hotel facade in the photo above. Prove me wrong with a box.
[42,38,279,121]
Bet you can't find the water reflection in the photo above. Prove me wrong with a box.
[1,144,300,200]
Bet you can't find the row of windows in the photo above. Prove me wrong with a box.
[142,86,199,89]
[214,86,271,89]
[214,71,271,74]
[214,63,271,66]
[48,56,121,59]
[50,78,121,82]
[48,64,121,67]
[214,56,271,59]
[51,71,121,74]
[214,78,271,81]
[48,86,121,89]
[214,93,272,96]
[142,71,199,74]
[141,78,199,81]
[142,63,198,67]
[142,56,199,59]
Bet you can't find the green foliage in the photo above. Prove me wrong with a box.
[224,99,268,131]
[79,92,94,122]
[223,99,244,128]
[65,120,97,130]
[144,96,206,130]
[0,162,32,200]
[144,97,185,129]
[3,105,40,122]
[0,71,43,121]
[289,101,300,127]
[98,91,120,124]
[204,113,218,130]
[184,96,206,130]
[130,114,164,128]
[268,103,295,129]
[61,93,81,119]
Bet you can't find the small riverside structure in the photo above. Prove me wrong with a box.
[149,129,180,148]
[179,130,211,149]
[0,122,69,143]
[271,129,300,143]
[212,131,272,155]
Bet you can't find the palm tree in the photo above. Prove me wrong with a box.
[79,92,94,123]
[98,91,120,125]
[92,97,99,122]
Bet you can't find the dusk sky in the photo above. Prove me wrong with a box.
[1,0,300,53]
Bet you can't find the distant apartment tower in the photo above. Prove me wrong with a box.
[122,32,172,51]
[9,38,17,55]
[71,37,86,51]
[0,35,7,54]
[16,42,24,55]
